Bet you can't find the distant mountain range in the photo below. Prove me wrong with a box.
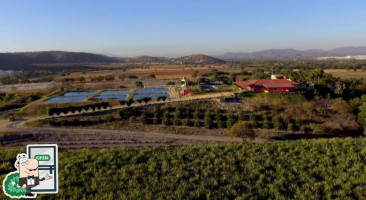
[218,46,366,59]
[1,46,366,71]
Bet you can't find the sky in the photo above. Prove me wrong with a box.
[1,0,366,57]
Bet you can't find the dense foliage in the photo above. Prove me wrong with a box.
[1,139,366,199]
[47,102,110,116]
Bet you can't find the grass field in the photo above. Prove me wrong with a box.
[325,69,366,79]
[1,138,366,199]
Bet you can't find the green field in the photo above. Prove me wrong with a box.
[1,139,366,199]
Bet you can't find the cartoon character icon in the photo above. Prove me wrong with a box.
[3,144,58,199]
[17,153,53,197]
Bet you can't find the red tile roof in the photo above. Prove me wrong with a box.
[235,79,299,89]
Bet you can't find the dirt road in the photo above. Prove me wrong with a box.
[1,119,256,149]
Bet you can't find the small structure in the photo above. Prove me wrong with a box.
[182,89,193,96]
[234,79,301,93]
[181,77,189,87]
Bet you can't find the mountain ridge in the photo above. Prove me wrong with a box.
[218,46,366,59]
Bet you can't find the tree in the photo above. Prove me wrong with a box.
[142,97,151,104]
[204,110,212,129]
[238,110,245,121]
[228,73,237,83]
[357,102,366,135]
[191,70,199,78]
[252,68,267,79]
[119,74,126,80]
[215,109,224,128]
[173,108,181,126]
[153,105,160,124]
[226,111,235,129]
[228,121,255,142]
[262,114,270,129]
[193,108,200,127]
[105,75,115,81]
[162,110,170,126]
[135,81,144,88]
[272,115,284,130]
[78,76,85,83]
[211,71,219,82]
[139,113,147,124]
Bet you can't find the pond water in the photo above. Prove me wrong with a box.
[93,95,127,101]
[44,96,88,103]
[135,88,169,94]
[133,93,170,100]
[99,90,130,95]
[63,91,96,96]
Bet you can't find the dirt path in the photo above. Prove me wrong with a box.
[0,118,272,149]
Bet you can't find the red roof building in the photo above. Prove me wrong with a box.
[234,79,301,93]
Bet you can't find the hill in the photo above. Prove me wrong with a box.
[123,56,168,63]
[219,46,366,59]
[0,51,116,70]
[170,54,225,64]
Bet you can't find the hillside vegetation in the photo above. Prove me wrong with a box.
[1,139,366,199]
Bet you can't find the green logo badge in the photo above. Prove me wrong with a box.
[35,155,50,161]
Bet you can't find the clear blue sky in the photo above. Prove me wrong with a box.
[1,0,366,57]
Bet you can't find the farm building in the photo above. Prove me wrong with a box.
[234,79,301,93]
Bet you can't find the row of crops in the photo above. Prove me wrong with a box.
[1,138,366,199]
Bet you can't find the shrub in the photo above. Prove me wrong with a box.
[173,109,181,126]
[204,110,212,129]
[182,119,190,126]
[228,121,255,141]
[226,111,235,129]
[215,109,224,128]
[238,110,245,121]
[153,105,160,124]
[287,123,295,132]
[262,114,270,129]
[309,123,324,134]
[139,113,147,124]
[162,110,170,126]
[129,116,136,123]
[272,115,285,130]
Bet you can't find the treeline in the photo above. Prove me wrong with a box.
[47,102,110,116]
[0,71,53,85]
[228,59,366,70]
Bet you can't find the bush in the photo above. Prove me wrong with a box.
[162,110,170,126]
[129,116,136,123]
[238,110,245,121]
[228,121,255,141]
[272,115,285,130]
[287,123,295,132]
[139,113,147,124]
[173,109,180,126]
[204,110,212,129]
[226,111,235,129]
[309,123,324,134]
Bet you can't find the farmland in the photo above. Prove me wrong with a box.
[1,138,366,199]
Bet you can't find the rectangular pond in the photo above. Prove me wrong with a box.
[44,96,88,103]
[99,90,131,95]
[133,93,170,100]
[93,95,127,101]
[135,88,169,94]
[63,91,96,96]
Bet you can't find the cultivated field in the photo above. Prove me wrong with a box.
[324,69,366,79]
